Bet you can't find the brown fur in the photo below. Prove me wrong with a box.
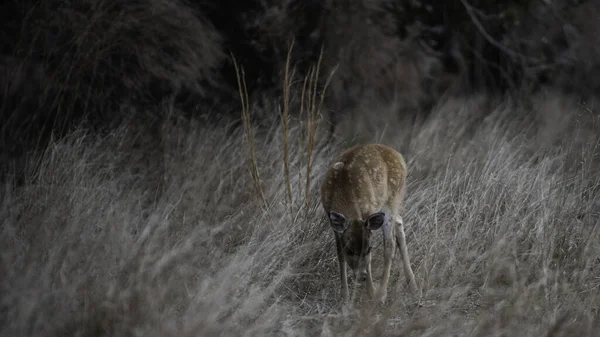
[320,143,418,303]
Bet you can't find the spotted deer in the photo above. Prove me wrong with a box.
[320,143,419,303]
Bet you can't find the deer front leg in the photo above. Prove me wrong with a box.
[334,232,349,301]
[376,222,395,304]
[365,252,376,299]
[395,217,418,293]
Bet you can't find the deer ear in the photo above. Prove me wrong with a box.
[328,211,347,233]
[365,212,386,230]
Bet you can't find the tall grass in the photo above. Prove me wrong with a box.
[1,91,599,336]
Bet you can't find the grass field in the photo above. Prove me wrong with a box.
[1,90,599,336]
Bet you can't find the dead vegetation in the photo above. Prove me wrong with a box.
[1,89,599,336]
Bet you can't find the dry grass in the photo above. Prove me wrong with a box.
[233,55,268,211]
[1,89,599,336]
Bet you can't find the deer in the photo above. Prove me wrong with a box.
[320,143,419,304]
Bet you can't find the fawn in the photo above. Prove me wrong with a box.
[320,143,418,303]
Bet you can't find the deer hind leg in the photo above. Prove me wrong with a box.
[395,216,419,293]
[334,232,349,301]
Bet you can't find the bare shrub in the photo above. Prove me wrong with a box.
[243,0,456,136]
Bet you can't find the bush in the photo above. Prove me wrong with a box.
[1,0,226,161]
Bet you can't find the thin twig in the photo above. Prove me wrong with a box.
[282,40,295,219]
[232,54,268,211]
[459,0,534,63]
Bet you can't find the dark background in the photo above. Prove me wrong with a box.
[1,0,599,175]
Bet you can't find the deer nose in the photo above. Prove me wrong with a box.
[355,270,367,282]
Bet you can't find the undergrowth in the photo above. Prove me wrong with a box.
[1,91,599,336]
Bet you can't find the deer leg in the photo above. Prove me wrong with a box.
[365,252,376,298]
[377,222,395,304]
[395,217,418,293]
[334,232,349,301]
